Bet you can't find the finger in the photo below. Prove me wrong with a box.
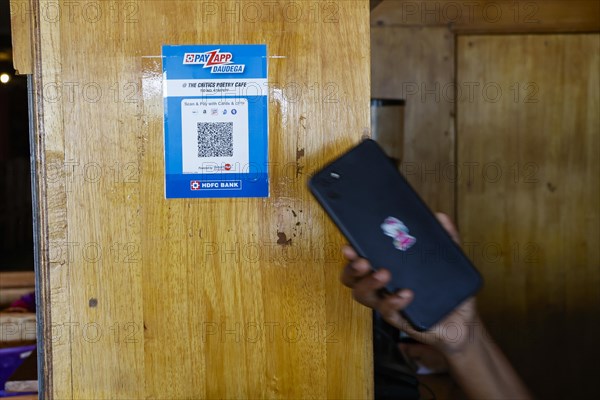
[378,290,414,326]
[435,212,460,244]
[341,245,358,261]
[351,268,392,307]
[340,257,372,287]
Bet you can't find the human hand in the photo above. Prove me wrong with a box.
[340,213,479,356]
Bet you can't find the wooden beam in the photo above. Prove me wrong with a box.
[0,313,36,342]
[372,0,600,33]
[9,0,33,74]
[5,381,38,394]
[0,272,35,289]
[0,396,36,400]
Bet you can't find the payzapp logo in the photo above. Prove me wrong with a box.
[183,50,245,73]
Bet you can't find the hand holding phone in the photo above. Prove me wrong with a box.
[309,139,483,331]
[340,214,479,356]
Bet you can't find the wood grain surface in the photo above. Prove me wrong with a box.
[0,272,35,288]
[371,26,455,218]
[25,0,373,398]
[372,0,600,33]
[457,34,600,399]
[8,0,32,75]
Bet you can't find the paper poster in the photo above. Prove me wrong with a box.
[162,44,268,198]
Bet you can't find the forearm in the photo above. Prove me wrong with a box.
[445,322,532,400]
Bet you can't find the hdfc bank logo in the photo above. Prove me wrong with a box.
[190,180,201,191]
[183,49,245,73]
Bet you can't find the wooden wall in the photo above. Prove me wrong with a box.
[372,1,599,399]
[14,0,373,398]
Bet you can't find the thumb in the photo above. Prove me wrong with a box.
[435,212,460,244]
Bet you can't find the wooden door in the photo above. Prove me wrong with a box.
[12,0,373,398]
[457,34,600,399]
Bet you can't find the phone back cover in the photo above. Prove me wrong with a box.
[309,139,483,331]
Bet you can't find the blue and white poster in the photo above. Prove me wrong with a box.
[162,44,269,198]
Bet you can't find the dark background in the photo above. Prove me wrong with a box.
[0,0,33,271]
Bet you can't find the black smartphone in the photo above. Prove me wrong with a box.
[308,139,482,331]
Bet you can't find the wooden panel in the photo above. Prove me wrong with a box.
[371,27,455,218]
[0,313,36,342]
[0,272,34,288]
[28,0,372,398]
[372,0,600,33]
[457,34,600,399]
[9,0,33,74]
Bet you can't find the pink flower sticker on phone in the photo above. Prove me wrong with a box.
[381,216,416,251]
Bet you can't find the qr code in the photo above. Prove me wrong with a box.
[197,122,233,157]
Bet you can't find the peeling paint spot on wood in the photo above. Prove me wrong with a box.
[277,231,292,246]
